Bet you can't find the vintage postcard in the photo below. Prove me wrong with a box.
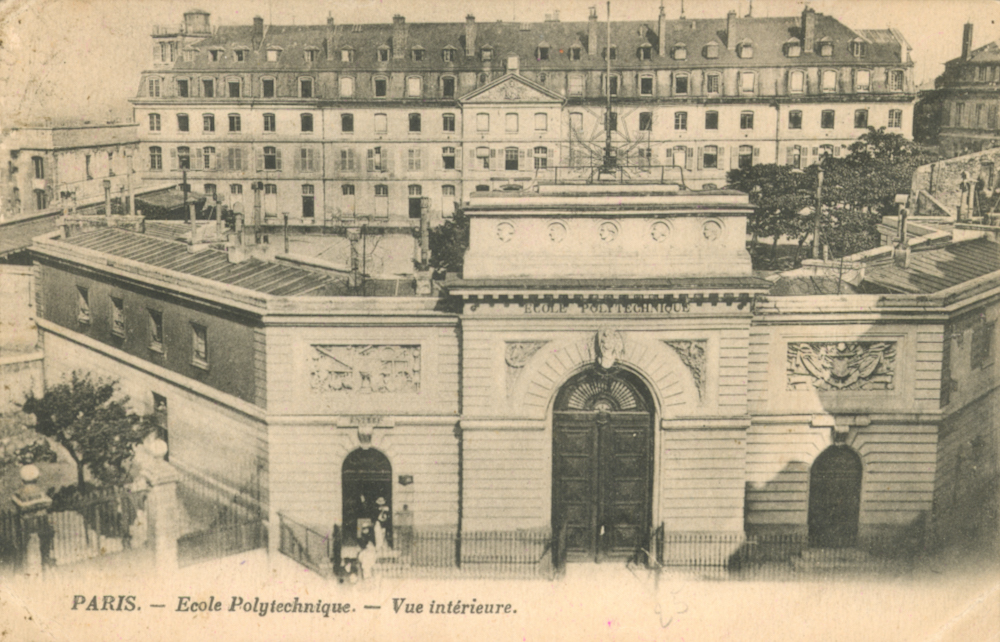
[0,0,998,640]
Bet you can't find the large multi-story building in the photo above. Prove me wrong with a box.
[132,7,915,228]
[920,23,1000,157]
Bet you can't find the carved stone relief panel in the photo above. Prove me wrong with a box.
[786,341,896,391]
[310,345,421,394]
[664,340,707,399]
[505,341,547,395]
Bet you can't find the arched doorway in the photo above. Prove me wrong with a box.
[552,368,655,562]
[342,448,392,548]
[808,446,862,548]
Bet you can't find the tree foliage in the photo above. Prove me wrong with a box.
[726,164,815,266]
[428,209,470,277]
[20,372,154,491]
[0,412,58,468]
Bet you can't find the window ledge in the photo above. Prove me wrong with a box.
[191,359,210,371]
[149,343,164,355]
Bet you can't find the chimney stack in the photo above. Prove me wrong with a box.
[726,11,738,51]
[326,15,336,60]
[588,6,599,55]
[802,7,816,53]
[962,23,974,61]
[465,15,476,57]
[252,16,264,50]
[658,4,668,57]
[393,15,407,60]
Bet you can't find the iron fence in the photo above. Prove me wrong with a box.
[175,467,266,568]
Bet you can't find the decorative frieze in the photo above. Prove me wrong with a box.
[786,341,896,391]
[664,340,707,398]
[505,341,547,395]
[595,329,624,369]
[310,345,421,394]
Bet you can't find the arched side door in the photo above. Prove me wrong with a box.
[342,448,392,547]
[808,446,863,549]
[552,369,655,562]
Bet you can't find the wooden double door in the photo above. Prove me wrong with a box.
[552,370,655,562]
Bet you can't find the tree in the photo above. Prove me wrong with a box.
[726,164,815,267]
[428,209,470,277]
[20,372,154,492]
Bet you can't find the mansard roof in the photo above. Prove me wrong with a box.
[162,12,909,72]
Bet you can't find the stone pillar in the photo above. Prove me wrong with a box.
[11,464,53,577]
[138,440,179,574]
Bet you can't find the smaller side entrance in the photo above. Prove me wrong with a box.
[808,446,863,548]
[342,449,392,548]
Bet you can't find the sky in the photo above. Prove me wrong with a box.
[1,0,999,128]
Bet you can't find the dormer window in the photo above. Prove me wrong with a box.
[507,55,519,71]
[672,45,687,60]
[209,49,222,62]
[569,46,581,61]
[638,44,653,61]
[850,39,867,57]
[442,47,457,62]
[704,42,720,59]
[481,47,493,62]
[234,49,248,62]
[738,41,753,58]
[785,39,801,57]
[266,48,280,62]
[341,48,354,63]
[377,47,390,62]
[604,46,617,60]
[819,38,833,57]
[537,44,550,61]
[412,47,424,61]
[304,49,319,62]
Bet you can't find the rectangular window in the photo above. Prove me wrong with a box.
[639,112,652,131]
[888,70,904,91]
[570,47,581,61]
[705,111,719,130]
[607,76,619,96]
[972,322,995,370]
[230,183,243,195]
[235,49,246,62]
[32,156,44,179]
[229,114,241,132]
[789,110,803,129]
[989,105,999,130]
[374,78,387,97]
[149,114,161,132]
[300,79,313,98]
[177,79,189,97]
[703,145,718,169]
[888,109,902,129]
[202,79,214,98]
[409,113,421,132]
[442,77,456,98]
[506,113,518,133]
[111,297,124,337]
[568,75,584,96]
[341,113,354,133]
[407,148,422,171]
[739,72,755,93]
[533,146,548,170]
[343,184,355,196]
[674,112,687,130]
[263,113,276,132]
[406,76,421,97]
[477,147,490,169]
[228,81,240,98]
[149,147,162,170]
[706,74,720,94]
[263,147,278,170]
[339,77,355,97]
[202,146,215,169]
[302,185,315,218]
[640,76,654,96]
[203,114,215,132]
[305,49,318,62]
[674,75,688,95]
[148,78,161,97]
[341,49,353,63]
[77,286,90,324]
[191,324,208,367]
[267,49,279,62]
[740,111,754,130]
[177,146,191,170]
[300,148,315,172]
[374,114,387,134]
[443,113,456,132]
[442,147,456,170]
[854,109,869,129]
[821,70,837,92]
[477,113,489,132]
[227,148,242,170]
[789,71,805,93]
[537,47,549,61]
[339,149,356,171]
[148,309,163,352]
[301,113,314,132]
[738,145,753,170]
[955,103,965,127]
[505,148,519,171]
[442,49,455,62]
[821,110,835,129]
[367,147,385,172]
[177,114,189,132]
[262,79,275,98]
[855,69,871,92]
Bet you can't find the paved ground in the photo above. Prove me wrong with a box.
[2,547,997,642]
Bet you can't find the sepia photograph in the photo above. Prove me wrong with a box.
[0,0,998,639]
